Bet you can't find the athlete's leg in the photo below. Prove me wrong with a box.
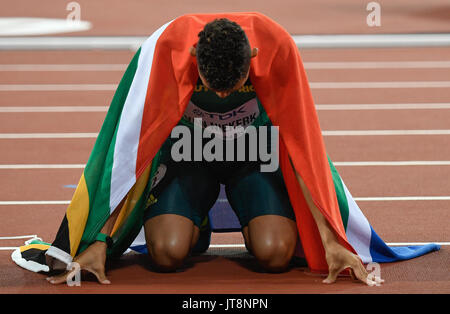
[243,215,297,272]
[144,214,199,272]
[226,166,297,273]
[143,159,220,272]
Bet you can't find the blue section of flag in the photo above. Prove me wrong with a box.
[208,185,241,232]
[63,184,78,189]
[129,244,147,254]
[369,226,440,263]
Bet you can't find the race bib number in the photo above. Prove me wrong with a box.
[182,98,260,136]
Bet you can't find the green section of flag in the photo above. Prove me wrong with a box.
[77,48,141,254]
[27,239,51,246]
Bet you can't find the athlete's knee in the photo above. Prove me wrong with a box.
[251,235,296,273]
[144,214,197,272]
[148,237,190,272]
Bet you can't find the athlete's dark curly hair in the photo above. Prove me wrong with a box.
[196,18,251,91]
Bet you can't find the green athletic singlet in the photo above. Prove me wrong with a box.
[143,78,296,228]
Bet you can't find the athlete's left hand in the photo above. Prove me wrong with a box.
[323,242,384,286]
[292,160,384,286]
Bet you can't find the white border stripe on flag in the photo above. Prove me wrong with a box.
[110,21,172,213]
[342,180,373,263]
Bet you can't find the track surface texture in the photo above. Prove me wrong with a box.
[0,0,449,294]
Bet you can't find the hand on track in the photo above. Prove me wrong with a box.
[323,243,384,286]
[46,241,110,285]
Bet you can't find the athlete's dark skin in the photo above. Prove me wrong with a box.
[47,46,383,286]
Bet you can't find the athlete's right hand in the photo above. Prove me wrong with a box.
[46,241,111,285]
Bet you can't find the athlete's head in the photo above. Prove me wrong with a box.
[191,18,258,98]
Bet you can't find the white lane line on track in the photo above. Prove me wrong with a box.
[0,235,38,240]
[1,196,450,206]
[316,103,450,110]
[0,164,85,169]
[2,33,450,50]
[0,106,109,112]
[1,161,450,169]
[1,242,448,251]
[310,81,450,89]
[209,244,247,248]
[2,61,450,71]
[0,84,117,91]
[1,81,450,91]
[208,242,450,248]
[354,196,450,201]
[0,201,70,205]
[0,235,40,251]
[1,130,450,139]
[385,242,450,246]
[323,130,450,136]
[0,133,98,138]
[0,18,92,37]
[304,61,450,69]
[0,64,127,71]
[1,103,450,113]
[333,161,450,166]
[293,33,450,48]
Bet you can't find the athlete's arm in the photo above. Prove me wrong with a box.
[292,164,383,286]
[47,198,125,285]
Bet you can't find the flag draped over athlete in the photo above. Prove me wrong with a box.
[12,12,439,274]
